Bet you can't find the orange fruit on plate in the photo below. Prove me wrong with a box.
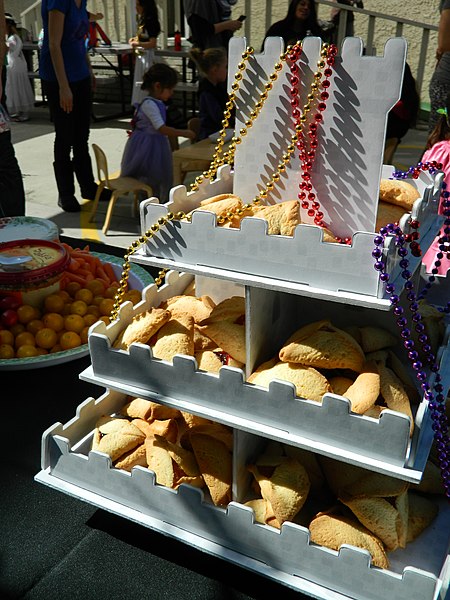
[16,344,39,358]
[70,300,88,317]
[98,298,114,316]
[10,323,25,337]
[27,319,44,335]
[65,281,81,297]
[14,331,36,348]
[64,314,85,334]
[86,305,100,318]
[0,329,14,346]
[59,331,82,350]
[0,343,14,359]
[122,289,142,305]
[43,312,65,332]
[35,327,58,350]
[83,314,97,327]
[80,326,90,344]
[17,304,39,324]
[105,285,119,299]
[86,279,105,296]
[44,294,65,314]
[74,288,94,305]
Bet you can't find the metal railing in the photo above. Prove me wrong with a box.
[315,0,437,98]
[19,0,438,102]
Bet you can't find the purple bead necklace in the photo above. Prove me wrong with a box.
[374,161,450,498]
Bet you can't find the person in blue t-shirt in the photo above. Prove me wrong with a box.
[39,0,110,212]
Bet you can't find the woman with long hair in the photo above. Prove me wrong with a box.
[262,0,327,51]
[129,0,161,106]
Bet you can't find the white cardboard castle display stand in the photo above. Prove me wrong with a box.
[36,36,450,600]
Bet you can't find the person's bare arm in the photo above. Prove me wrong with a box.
[437,9,450,62]
[130,37,157,51]
[48,9,73,113]
[159,124,195,140]
[88,12,104,22]
[0,0,6,100]
[214,19,242,34]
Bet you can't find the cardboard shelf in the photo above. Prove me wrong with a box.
[36,390,450,600]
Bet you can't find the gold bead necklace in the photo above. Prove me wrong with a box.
[110,41,333,320]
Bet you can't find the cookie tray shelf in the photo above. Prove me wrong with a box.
[79,271,450,484]
[135,168,443,311]
[35,389,450,600]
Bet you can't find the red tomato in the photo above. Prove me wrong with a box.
[1,309,18,328]
[0,296,21,312]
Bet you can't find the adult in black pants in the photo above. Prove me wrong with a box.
[39,0,110,212]
[0,0,25,217]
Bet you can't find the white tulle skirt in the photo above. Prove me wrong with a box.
[5,61,35,116]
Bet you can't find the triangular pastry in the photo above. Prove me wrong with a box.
[279,320,365,372]
[198,321,246,364]
[248,358,331,402]
[251,199,301,235]
[309,513,389,569]
[113,307,171,350]
[151,314,195,361]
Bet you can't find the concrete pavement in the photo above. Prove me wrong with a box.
[8,102,430,252]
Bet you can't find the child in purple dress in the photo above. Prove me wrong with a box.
[120,63,195,202]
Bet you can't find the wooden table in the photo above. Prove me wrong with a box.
[90,44,134,121]
[172,138,231,186]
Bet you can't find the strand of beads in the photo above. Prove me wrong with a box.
[291,43,337,230]
[391,160,443,257]
[190,47,255,192]
[110,43,337,315]
[373,225,450,497]
[249,41,335,210]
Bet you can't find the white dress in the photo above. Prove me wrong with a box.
[5,34,35,116]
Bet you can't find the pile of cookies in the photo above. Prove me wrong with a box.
[245,440,442,568]
[90,395,442,569]
[91,396,233,506]
[184,179,423,238]
[113,293,246,371]
[248,319,423,433]
[186,193,338,241]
